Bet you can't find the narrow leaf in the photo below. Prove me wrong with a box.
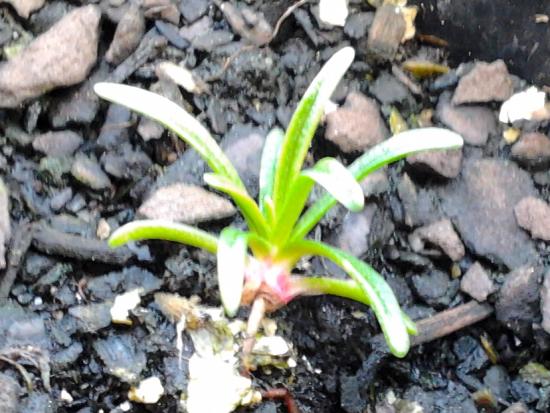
[94,83,245,189]
[271,47,355,216]
[108,219,218,254]
[287,240,410,358]
[204,173,269,237]
[301,157,364,212]
[217,228,248,317]
[259,128,285,217]
[291,128,464,241]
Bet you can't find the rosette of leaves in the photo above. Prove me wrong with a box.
[94,47,463,358]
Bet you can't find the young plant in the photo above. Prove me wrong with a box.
[94,47,463,358]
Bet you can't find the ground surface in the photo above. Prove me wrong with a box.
[0,1,550,412]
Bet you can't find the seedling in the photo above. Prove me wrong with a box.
[94,47,463,358]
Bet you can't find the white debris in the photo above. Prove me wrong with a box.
[96,218,111,240]
[128,376,165,404]
[499,87,548,123]
[60,389,73,403]
[110,289,142,325]
[0,178,10,269]
[252,336,291,357]
[156,61,208,94]
[319,0,348,27]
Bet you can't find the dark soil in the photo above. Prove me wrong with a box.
[1,1,550,413]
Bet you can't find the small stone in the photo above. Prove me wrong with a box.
[105,4,145,65]
[483,365,510,400]
[318,0,348,27]
[96,218,111,240]
[460,262,496,302]
[97,104,131,149]
[502,402,528,413]
[93,334,146,383]
[452,60,514,105]
[441,159,538,269]
[0,178,10,269]
[0,5,101,108]
[87,266,161,301]
[179,0,209,23]
[344,12,373,39]
[1,0,44,19]
[503,127,521,144]
[495,266,541,338]
[407,148,462,178]
[409,219,465,261]
[0,373,20,413]
[367,3,406,60]
[128,377,165,404]
[32,131,83,156]
[155,20,189,49]
[499,87,548,123]
[69,302,111,333]
[138,183,236,224]
[360,169,389,197]
[49,188,73,211]
[511,132,550,167]
[514,197,550,241]
[325,92,389,153]
[71,154,112,190]
[180,16,212,42]
[101,144,153,181]
[370,72,411,105]
[436,92,497,146]
[412,270,459,308]
[192,30,234,51]
[142,0,180,24]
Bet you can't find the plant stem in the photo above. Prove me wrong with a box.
[243,296,266,355]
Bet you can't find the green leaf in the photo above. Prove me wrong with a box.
[271,47,355,217]
[203,173,269,237]
[286,240,411,358]
[94,83,245,189]
[271,157,364,246]
[108,219,218,254]
[259,128,284,218]
[291,127,464,241]
[301,157,364,213]
[217,228,248,317]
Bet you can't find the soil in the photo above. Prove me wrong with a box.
[0,1,550,413]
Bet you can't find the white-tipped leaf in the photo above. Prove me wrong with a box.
[217,228,248,317]
[94,83,244,189]
[301,157,364,212]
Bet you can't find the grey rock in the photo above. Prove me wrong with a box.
[137,117,164,141]
[514,196,550,241]
[325,92,389,153]
[436,92,497,146]
[71,154,112,190]
[52,342,83,368]
[18,393,55,413]
[179,0,209,22]
[0,373,19,413]
[38,156,72,185]
[29,1,72,33]
[97,104,131,149]
[407,148,463,178]
[511,132,550,167]
[397,173,440,227]
[179,15,211,42]
[93,335,146,383]
[453,60,514,105]
[192,30,234,51]
[155,20,189,49]
[460,262,496,302]
[101,144,152,180]
[1,0,44,19]
[367,3,406,60]
[483,365,510,400]
[142,0,180,24]
[510,379,539,404]
[502,402,528,413]
[106,4,145,65]
[0,5,100,107]
[441,158,538,269]
[0,178,9,269]
[340,373,367,413]
[409,219,465,261]
[337,203,380,257]
[360,169,389,197]
[412,270,459,308]
[496,266,541,337]
[344,12,373,39]
[32,130,83,156]
[68,302,111,333]
[138,183,236,224]
[370,72,411,105]
[49,187,73,211]
[541,270,550,334]
[86,266,162,301]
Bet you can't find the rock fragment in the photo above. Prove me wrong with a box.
[138,183,236,224]
[1,0,44,19]
[541,271,550,335]
[71,154,112,190]
[367,3,406,60]
[441,159,537,269]
[325,92,389,153]
[502,402,528,413]
[514,196,550,241]
[460,262,496,302]
[93,335,146,383]
[407,148,462,178]
[511,132,550,167]
[452,60,514,105]
[0,5,100,108]
[105,4,145,65]
[68,302,111,333]
[409,219,465,261]
[32,131,83,156]
[436,92,497,146]
[0,372,20,413]
[495,266,541,338]
[412,270,459,308]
